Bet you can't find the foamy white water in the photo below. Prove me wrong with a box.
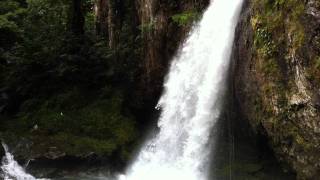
[1,143,37,180]
[120,0,244,180]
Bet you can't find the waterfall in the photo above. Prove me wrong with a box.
[120,0,243,180]
[0,0,243,179]
[0,143,37,180]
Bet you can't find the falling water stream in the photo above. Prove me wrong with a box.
[120,0,244,180]
[0,0,244,179]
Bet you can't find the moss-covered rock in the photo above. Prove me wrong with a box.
[234,0,320,179]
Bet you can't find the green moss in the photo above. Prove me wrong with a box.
[1,87,138,161]
[171,11,200,26]
[250,0,308,138]
[138,20,155,33]
[254,27,277,58]
[279,122,313,152]
[50,133,117,156]
[315,57,320,69]
[289,22,305,51]
[262,59,280,75]
[252,0,306,59]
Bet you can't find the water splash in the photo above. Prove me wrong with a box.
[1,143,38,180]
[120,0,244,179]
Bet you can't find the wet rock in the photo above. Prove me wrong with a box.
[44,147,66,160]
[0,141,4,159]
[311,91,320,109]
[0,90,8,113]
[307,0,320,23]
[0,141,5,177]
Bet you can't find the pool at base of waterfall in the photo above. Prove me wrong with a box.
[1,130,295,180]
[1,141,295,180]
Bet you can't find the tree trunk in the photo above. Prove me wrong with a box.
[70,0,84,35]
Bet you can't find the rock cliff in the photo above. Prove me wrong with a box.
[95,0,209,100]
[0,142,4,159]
[234,0,320,179]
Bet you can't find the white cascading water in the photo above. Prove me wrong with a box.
[120,0,243,180]
[1,143,37,180]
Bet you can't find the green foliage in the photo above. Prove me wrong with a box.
[252,0,306,53]
[53,133,118,156]
[251,0,306,80]
[261,59,280,76]
[0,1,21,14]
[0,0,26,48]
[171,11,200,26]
[254,27,276,58]
[84,10,95,35]
[12,88,138,157]
[0,0,141,161]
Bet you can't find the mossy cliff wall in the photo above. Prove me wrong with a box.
[234,0,320,179]
[95,0,209,100]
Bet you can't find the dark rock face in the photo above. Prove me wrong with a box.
[0,141,5,177]
[134,0,209,94]
[95,0,209,103]
[0,142,4,159]
[234,0,320,179]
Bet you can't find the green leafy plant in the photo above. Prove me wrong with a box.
[172,11,199,26]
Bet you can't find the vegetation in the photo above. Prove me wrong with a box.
[0,0,142,163]
[171,11,200,26]
[252,0,306,58]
